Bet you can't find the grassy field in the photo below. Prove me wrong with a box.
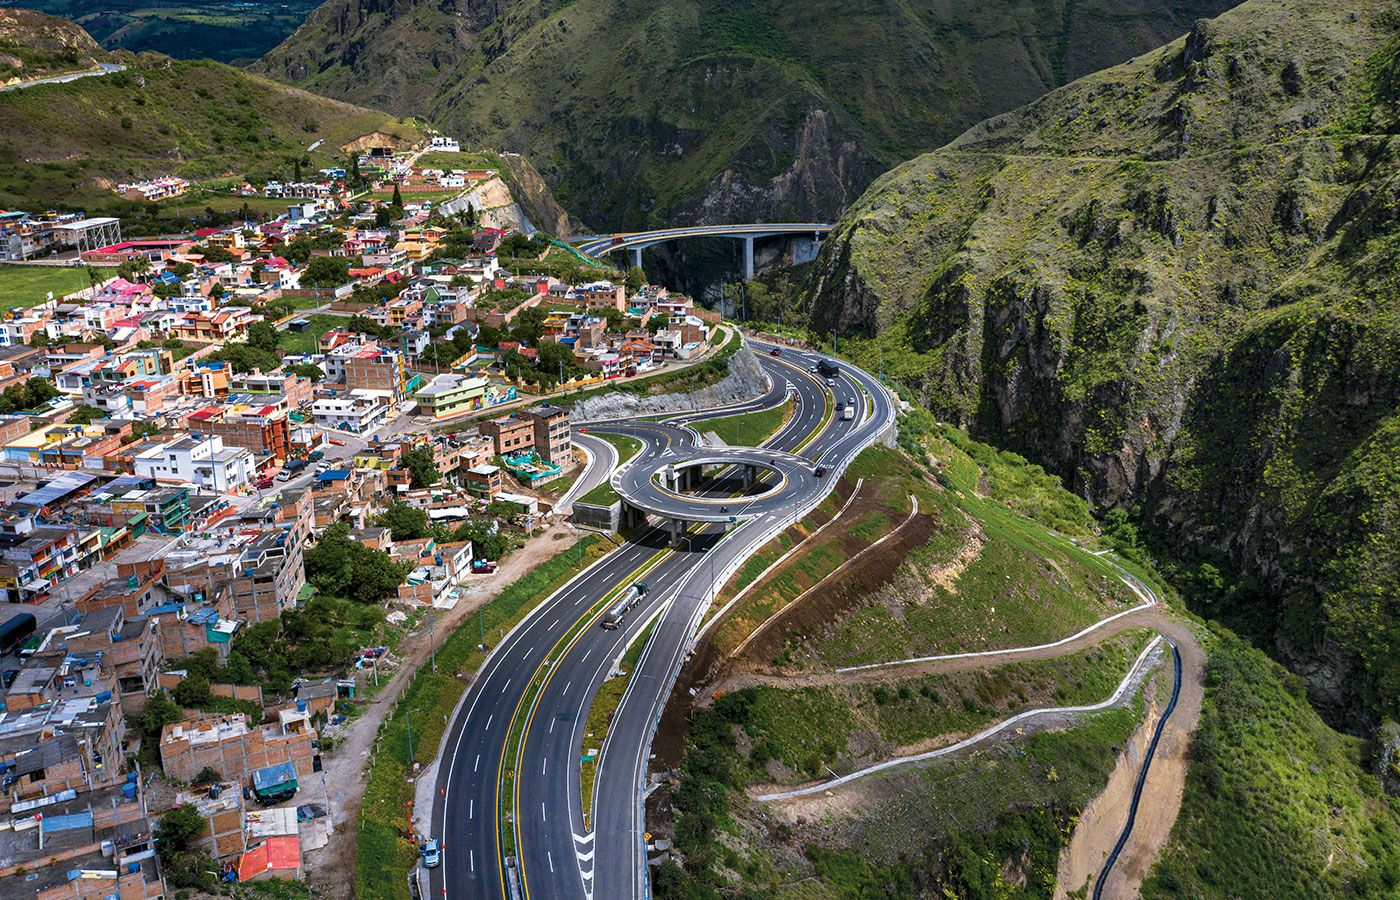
[735,628,1153,783]
[277,314,349,354]
[577,432,643,506]
[355,534,608,900]
[368,188,463,202]
[0,266,111,311]
[691,398,792,447]
[416,151,502,171]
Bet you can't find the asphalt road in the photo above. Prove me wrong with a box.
[0,62,125,92]
[430,342,896,900]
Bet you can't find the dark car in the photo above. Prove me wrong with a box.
[814,466,827,478]
[769,347,781,355]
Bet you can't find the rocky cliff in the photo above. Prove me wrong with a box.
[802,0,1400,724]
[0,7,107,85]
[253,0,1238,229]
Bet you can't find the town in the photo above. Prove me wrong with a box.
[0,136,725,899]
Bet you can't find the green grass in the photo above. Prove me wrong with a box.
[368,188,463,202]
[816,436,1141,669]
[737,628,1153,783]
[1141,625,1400,900]
[354,534,607,900]
[568,326,735,404]
[576,432,643,506]
[0,265,112,311]
[415,150,502,171]
[277,313,350,354]
[691,398,792,447]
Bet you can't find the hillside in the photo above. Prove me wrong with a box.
[0,20,423,210]
[252,0,1239,229]
[2,0,322,64]
[799,0,1400,726]
[0,6,107,85]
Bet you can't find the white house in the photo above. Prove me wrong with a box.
[311,389,390,434]
[438,173,466,189]
[429,136,461,153]
[133,434,254,492]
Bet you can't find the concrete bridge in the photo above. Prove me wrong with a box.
[575,223,832,280]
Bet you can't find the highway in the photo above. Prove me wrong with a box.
[430,340,895,899]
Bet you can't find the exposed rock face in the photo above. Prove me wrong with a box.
[568,347,768,422]
[800,0,1400,726]
[0,7,107,85]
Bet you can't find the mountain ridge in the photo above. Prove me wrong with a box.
[252,0,1241,230]
[799,0,1400,724]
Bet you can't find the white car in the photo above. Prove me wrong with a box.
[826,378,835,387]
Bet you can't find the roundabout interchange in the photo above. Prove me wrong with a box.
[429,337,897,899]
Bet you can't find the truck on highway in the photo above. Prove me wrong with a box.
[817,358,839,379]
[601,582,648,630]
[842,404,855,421]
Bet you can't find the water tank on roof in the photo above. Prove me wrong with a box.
[296,699,307,712]
[121,782,136,800]
[127,862,140,874]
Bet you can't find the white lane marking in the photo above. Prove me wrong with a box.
[563,680,572,695]
[485,714,493,729]
[542,802,547,822]
[549,851,555,873]
[501,678,511,693]
[550,618,560,628]
[470,849,475,872]
[469,798,473,818]
[474,754,480,772]
[542,757,547,776]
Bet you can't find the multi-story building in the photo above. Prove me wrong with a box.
[0,519,80,603]
[0,697,124,807]
[480,413,534,456]
[184,406,291,459]
[60,606,164,713]
[158,709,316,784]
[133,434,254,491]
[464,464,502,500]
[413,373,488,420]
[228,526,307,623]
[525,405,571,464]
[311,390,388,434]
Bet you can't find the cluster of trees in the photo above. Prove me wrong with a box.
[246,320,279,354]
[303,521,413,603]
[497,232,549,258]
[204,343,278,374]
[286,362,324,382]
[346,314,398,343]
[376,501,516,562]
[301,254,351,288]
[0,378,58,414]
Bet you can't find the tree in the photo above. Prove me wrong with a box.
[0,378,58,414]
[599,306,626,332]
[400,446,440,489]
[293,158,302,182]
[303,522,412,603]
[192,766,222,785]
[377,502,430,541]
[207,283,224,301]
[286,362,324,382]
[172,673,212,708]
[374,204,404,228]
[140,689,184,748]
[301,255,351,288]
[67,404,106,425]
[247,320,279,353]
[205,344,278,374]
[156,805,206,861]
[391,183,402,206]
[625,265,646,293]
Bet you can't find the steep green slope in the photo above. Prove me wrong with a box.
[253,0,1238,228]
[0,6,108,84]
[800,0,1400,725]
[0,34,422,208]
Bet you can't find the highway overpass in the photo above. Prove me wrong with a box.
[429,338,897,899]
[577,223,833,279]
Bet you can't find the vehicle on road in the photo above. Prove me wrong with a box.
[254,477,274,489]
[814,466,827,477]
[276,459,306,482]
[826,378,836,387]
[601,582,648,630]
[769,347,782,355]
[309,450,325,462]
[818,358,839,378]
[0,613,36,656]
[809,365,817,372]
[471,559,497,574]
[611,236,625,244]
[842,406,855,420]
[422,839,441,868]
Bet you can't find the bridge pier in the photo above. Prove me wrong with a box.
[669,518,682,547]
[742,236,754,281]
[630,247,642,269]
[742,464,756,489]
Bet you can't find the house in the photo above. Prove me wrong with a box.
[132,435,255,491]
[464,464,502,500]
[158,708,316,784]
[524,405,571,464]
[237,836,302,882]
[480,414,534,456]
[412,373,489,420]
[311,390,389,434]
